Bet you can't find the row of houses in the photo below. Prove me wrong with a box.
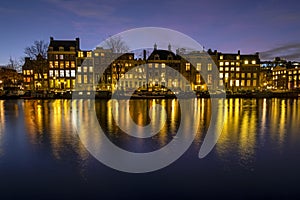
[22,37,265,94]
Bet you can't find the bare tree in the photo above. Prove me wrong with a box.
[103,36,129,53]
[24,40,48,59]
[7,56,22,72]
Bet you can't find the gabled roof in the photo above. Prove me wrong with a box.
[148,49,180,60]
[48,37,80,51]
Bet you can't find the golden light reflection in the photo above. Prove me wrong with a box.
[0,101,4,156]
[23,99,89,162]
[216,99,257,170]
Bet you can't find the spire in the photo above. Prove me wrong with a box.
[168,43,171,51]
[154,43,157,50]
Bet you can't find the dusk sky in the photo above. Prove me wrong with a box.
[1,0,300,65]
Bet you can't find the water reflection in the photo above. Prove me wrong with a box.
[0,98,299,172]
[22,100,89,162]
[0,101,4,156]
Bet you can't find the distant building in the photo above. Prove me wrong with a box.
[47,37,79,91]
[22,54,48,91]
[210,50,260,92]
[272,66,300,90]
[0,66,23,91]
[147,44,182,91]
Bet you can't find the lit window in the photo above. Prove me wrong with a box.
[55,70,59,77]
[207,74,212,84]
[225,62,229,66]
[241,80,245,86]
[230,67,235,71]
[60,70,64,77]
[54,61,59,68]
[236,80,240,86]
[94,53,99,56]
[219,80,224,86]
[244,60,249,65]
[162,63,165,68]
[231,62,235,65]
[66,70,70,77]
[247,73,251,78]
[100,53,105,56]
[236,62,240,66]
[60,55,64,60]
[89,66,93,72]
[253,73,257,78]
[220,62,224,66]
[220,67,223,71]
[155,64,159,68]
[83,66,88,73]
[78,67,82,72]
[71,61,75,68]
[208,63,212,71]
[78,75,82,84]
[236,67,240,71]
[225,67,229,71]
[197,63,201,71]
[49,61,53,68]
[71,70,76,77]
[252,60,256,64]
[241,73,245,78]
[219,73,223,78]
[87,52,92,57]
[34,74,38,79]
[186,63,190,71]
[148,63,152,68]
[236,55,240,60]
[220,55,223,60]
[65,61,69,68]
[236,73,240,78]
[225,73,229,78]
[49,71,53,77]
[78,51,84,58]
[253,80,257,86]
[247,80,251,86]
[84,75,88,83]
[60,62,64,68]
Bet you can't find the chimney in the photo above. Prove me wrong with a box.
[168,43,171,51]
[143,50,147,61]
[238,50,240,55]
[76,37,80,50]
[50,36,54,42]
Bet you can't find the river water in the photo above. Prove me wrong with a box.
[0,98,299,199]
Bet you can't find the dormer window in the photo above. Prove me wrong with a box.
[59,46,64,51]
[167,54,173,60]
[154,54,160,60]
[70,47,75,51]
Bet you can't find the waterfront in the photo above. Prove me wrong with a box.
[0,98,300,199]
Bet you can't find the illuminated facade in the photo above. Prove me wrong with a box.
[22,54,48,91]
[47,37,79,91]
[147,45,182,91]
[272,66,300,90]
[212,50,260,92]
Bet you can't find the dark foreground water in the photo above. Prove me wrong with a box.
[0,98,300,199]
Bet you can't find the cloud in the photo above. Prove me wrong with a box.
[46,0,117,18]
[260,43,300,61]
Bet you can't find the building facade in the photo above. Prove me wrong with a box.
[47,37,79,91]
[212,50,260,92]
[22,54,48,91]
